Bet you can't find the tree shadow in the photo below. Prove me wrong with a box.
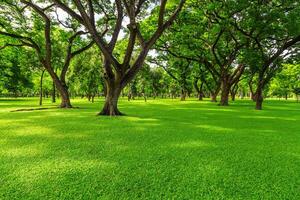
[1,99,300,199]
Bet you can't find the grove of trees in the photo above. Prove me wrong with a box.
[1,0,299,116]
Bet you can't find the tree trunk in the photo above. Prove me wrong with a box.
[51,76,72,108]
[210,83,221,102]
[230,86,238,101]
[39,70,45,106]
[255,77,264,110]
[52,81,56,103]
[58,86,72,108]
[194,79,204,101]
[199,82,204,100]
[180,89,186,101]
[219,78,230,106]
[255,85,264,110]
[99,80,123,116]
[220,86,230,106]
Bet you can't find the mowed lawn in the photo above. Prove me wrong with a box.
[0,97,300,199]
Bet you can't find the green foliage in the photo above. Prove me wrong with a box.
[0,47,33,96]
[269,64,300,98]
[68,47,103,97]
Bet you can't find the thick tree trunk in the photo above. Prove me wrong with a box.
[255,93,263,110]
[255,86,264,110]
[219,78,230,106]
[220,87,230,106]
[39,70,45,106]
[99,81,123,116]
[59,86,72,108]
[251,92,257,101]
[51,77,72,108]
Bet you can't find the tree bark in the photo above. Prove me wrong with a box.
[99,79,123,116]
[52,81,56,103]
[219,80,230,106]
[254,76,265,110]
[58,85,72,108]
[219,76,231,106]
[51,75,72,108]
[39,70,45,106]
[230,83,238,101]
[255,88,263,110]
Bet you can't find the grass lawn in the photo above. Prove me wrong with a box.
[0,97,300,199]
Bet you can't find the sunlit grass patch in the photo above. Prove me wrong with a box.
[0,97,300,199]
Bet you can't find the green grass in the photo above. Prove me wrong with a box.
[0,97,300,199]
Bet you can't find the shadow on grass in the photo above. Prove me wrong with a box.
[1,98,300,199]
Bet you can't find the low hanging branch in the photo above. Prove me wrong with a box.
[52,0,186,115]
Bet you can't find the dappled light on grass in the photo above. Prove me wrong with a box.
[1,98,300,199]
[170,140,216,149]
[239,115,297,121]
[15,158,116,183]
[1,145,43,158]
[196,125,234,133]
[124,116,159,122]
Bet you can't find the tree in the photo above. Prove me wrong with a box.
[0,1,94,108]
[52,0,185,115]
[230,0,300,109]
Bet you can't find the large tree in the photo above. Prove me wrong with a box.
[0,1,94,108]
[230,0,300,109]
[52,0,185,115]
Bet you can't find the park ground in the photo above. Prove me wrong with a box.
[0,98,300,199]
